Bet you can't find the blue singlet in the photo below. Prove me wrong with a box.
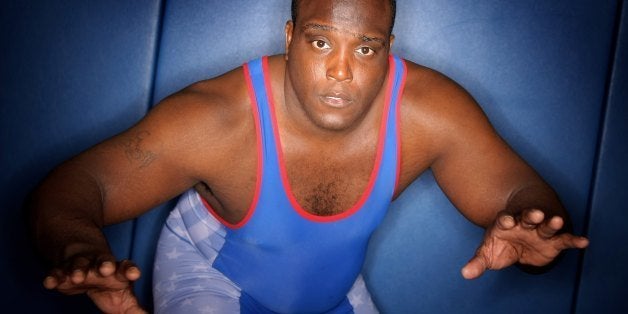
[153,55,407,314]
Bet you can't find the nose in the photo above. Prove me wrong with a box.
[326,50,353,82]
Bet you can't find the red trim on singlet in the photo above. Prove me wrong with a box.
[393,59,408,196]
[262,56,396,223]
[201,63,263,229]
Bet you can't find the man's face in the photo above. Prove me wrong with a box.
[285,0,393,132]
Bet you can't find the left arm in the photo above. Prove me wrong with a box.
[401,63,588,279]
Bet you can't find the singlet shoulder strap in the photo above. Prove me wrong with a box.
[243,56,278,163]
[388,55,407,112]
[386,55,407,194]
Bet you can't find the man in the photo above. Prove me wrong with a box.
[28,0,589,313]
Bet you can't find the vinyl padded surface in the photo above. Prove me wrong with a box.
[576,3,628,313]
[0,0,162,311]
[365,1,618,313]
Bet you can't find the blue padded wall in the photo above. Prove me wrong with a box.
[0,0,162,311]
[364,0,618,313]
[151,0,290,100]
[576,2,628,313]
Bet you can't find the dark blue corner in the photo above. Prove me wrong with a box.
[576,2,628,313]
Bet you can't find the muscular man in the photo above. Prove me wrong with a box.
[28,0,589,313]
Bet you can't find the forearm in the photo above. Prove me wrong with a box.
[27,161,112,266]
[504,183,572,232]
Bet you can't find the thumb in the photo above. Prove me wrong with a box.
[127,304,148,314]
[461,254,488,280]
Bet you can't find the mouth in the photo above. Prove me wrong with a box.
[319,92,354,108]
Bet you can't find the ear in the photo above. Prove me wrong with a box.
[285,20,294,60]
[388,34,395,50]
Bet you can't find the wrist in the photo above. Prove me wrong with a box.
[515,251,564,275]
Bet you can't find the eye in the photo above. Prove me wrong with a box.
[357,46,375,56]
[312,40,330,50]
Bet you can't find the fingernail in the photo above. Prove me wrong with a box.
[43,276,55,288]
[461,266,474,279]
[500,215,515,228]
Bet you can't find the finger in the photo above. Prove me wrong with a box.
[69,256,92,284]
[47,267,87,295]
[461,255,488,280]
[92,253,117,276]
[537,216,564,239]
[125,266,141,281]
[496,213,516,230]
[520,209,544,229]
[45,267,69,288]
[574,236,590,249]
[43,275,59,290]
[117,260,142,282]
[95,260,115,277]
[556,234,590,249]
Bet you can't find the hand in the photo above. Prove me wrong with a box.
[461,208,589,279]
[43,253,146,314]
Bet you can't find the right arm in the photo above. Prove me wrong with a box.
[27,68,247,312]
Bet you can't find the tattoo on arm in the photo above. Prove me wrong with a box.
[120,131,156,168]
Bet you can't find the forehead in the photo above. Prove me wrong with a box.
[296,0,391,36]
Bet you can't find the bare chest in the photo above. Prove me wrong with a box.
[197,146,375,224]
[283,151,375,216]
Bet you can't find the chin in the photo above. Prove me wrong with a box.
[300,96,367,132]
[312,114,359,132]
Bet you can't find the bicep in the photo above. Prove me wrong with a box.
[72,97,209,224]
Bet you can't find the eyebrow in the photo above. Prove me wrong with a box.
[302,23,386,44]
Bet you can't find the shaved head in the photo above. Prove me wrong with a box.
[291,0,397,34]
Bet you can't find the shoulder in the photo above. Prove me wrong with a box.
[154,55,284,130]
[143,64,255,143]
[402,60,487,121]
[157,65,249,125]
[396,58,499,177]
[400,59,493,142]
